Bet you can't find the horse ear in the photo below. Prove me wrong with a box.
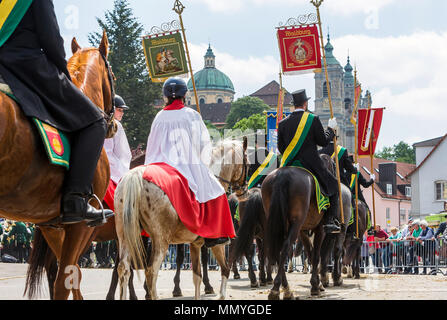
[243,136,248,152]
[71,37,81,54]
[99,30,109,58]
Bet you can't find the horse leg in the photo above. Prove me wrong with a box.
[211,244,230,300]
[71,265,83,300]
[310,225,325,296]
[201,245,215,294]
[257,238,267,286]
[173,244,185,297]
[190,242,203,300]
[319,234,334,288]
[246,243,258,288]
[144,239,168,300]
[354,246,361,279]
[106,252,119,300]
[332,235,344,287]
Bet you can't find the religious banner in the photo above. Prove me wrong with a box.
[142,32,189,83]
[358,108,384,157]
[350,83,362,125]
[277,25,322,75]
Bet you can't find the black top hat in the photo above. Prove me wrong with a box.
[292,89,311,107]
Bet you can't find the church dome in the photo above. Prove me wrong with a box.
[344,56,354,85]
[187,45,235,94]
[323,34,340,66]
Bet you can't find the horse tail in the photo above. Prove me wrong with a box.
[231,190,263,263]
[24,227,52,299]
[265,171,290,266]
[120,169,147,270]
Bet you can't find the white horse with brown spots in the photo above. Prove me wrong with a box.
[115,138,248,300]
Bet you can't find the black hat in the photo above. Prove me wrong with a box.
[292,89,311,107]
[163,77,188,98]
[114,95,129,110]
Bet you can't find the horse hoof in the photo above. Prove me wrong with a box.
[267,280,274,285]
[287,269,294,273]
[354,275,360,280]
[333,279,343,287]
[311,288,320,296]
[172,290,183,297]
[234,274,241,280]
[251,281,259,288]
[321,280,329,288]
[205,288,215,295]
[268,290,280,300]
[319,284,325,292]
[342,266,347,274]
[130,295,138,301]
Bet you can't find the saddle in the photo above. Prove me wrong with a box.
[0,73,71,169]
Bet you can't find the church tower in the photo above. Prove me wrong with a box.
[314,34,357,153]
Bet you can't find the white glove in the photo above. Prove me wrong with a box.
[328,117,338,130]
[370,174,376,181]
[354,163,360,171]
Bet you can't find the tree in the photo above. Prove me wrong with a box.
[233,113,265,132]
[376,141,415,164]
[225,96,269,128]
[89,0,161,149]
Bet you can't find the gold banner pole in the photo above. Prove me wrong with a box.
[367,93,377,228]
[173,0,201,115]
[312,0,344,224]
[354,67,359,238]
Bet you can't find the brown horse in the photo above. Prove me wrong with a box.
[115,138,248,300]
[229,187,273,288]
[1,32,115,300]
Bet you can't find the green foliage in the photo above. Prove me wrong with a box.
[376,141,415,164]
[233,113,265,131]
[225,96,269,128]
[88,0,161,149]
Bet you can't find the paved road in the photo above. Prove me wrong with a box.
[1,263,447,300]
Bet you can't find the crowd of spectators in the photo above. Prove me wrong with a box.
[362,216,447,275]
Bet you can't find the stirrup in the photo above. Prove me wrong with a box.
[86,193,108,227]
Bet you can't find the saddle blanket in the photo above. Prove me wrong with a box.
[295,166,330,214]
[0,81,70,169]
[142,162,235,239]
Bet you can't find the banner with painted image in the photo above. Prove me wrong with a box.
[142,32,189,83]
[277,25,322,75]
[358,108,384,157]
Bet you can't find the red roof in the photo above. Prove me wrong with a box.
[407,133,447,178]
[357,157,415,200]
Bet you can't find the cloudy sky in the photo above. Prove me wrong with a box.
[54,0,447,150]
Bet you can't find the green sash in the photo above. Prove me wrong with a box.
[331,145,347,162]
[280,112,315,168]
[247,151,278,189]
[234,202,240,222]
[349,172,359,192]
[0,0,33,48]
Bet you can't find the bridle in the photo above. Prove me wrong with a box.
[215,148,249,197]
[99,53,116,134]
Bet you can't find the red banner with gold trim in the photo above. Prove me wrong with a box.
[277,25,322,75]
[358,108,384,157]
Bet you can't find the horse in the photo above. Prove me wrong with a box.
[1,32,115,300]
[342,200,369,279]
[319,154,352,288]
[26,151,153,300]
[261,154,349,300]
[230,187,273,288]
[115,138,249,300]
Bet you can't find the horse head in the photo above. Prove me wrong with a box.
[212,136,249,196]
[67,31,116,136]
[320,153,336,176]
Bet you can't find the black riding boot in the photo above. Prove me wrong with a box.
[204,237,231,248]
[61,119,113,227]
[323,194,341,234]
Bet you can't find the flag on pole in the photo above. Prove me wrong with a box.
[276,88,285,128]
[350,84,362,125]
[277,25,322,75]
[358,108,384,157]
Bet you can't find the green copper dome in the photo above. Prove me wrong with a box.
[344,56,354,85]
[187,45,235,94]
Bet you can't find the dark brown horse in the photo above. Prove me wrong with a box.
[262,165,326,300]
[230,187,273,288]
[342,200,369,279]
[1,32,114,300]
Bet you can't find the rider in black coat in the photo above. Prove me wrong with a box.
[277,89,340,233]
[0,0,113,226]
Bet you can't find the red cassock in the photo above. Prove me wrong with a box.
[143,162,235,239]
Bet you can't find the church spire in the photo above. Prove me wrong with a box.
[204,44,215,68]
